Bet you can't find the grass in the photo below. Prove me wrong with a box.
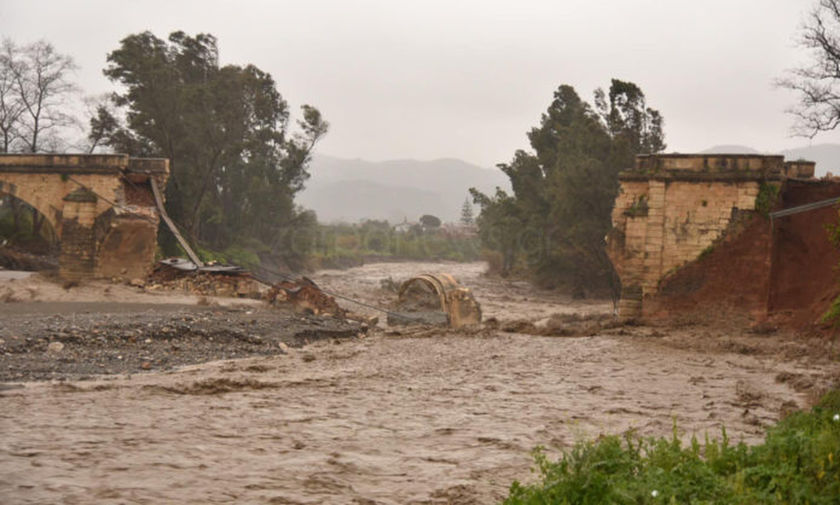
[822,296,840,327]
[310,223,481,268]
[503,390,840,504]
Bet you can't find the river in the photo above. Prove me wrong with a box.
[0,261,835,504]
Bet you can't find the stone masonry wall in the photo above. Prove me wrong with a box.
[607,154,806,318]
[612,179,760,294]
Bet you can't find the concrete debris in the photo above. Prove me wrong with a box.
[496,313,623,337]
[265,277,346,318]
[157,257,247,274]
[149,259,263,298]
[391,273,482,329]
[345,312,379,328]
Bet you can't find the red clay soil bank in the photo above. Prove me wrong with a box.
[768,180,840,328]
[648,179,840,329]
[647,211,772,319]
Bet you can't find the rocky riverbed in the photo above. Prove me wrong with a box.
[0,302,362,382]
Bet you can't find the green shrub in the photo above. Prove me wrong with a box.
[755,183,780,217]
[822,296,840,327]
[221,245,260,269]
[698,244,715,260]
[315,223,480,264]
[624,195,650,217]
[504,390,840,504]
[194,245,227,264]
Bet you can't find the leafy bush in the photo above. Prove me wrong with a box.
[220,245,261,269]
[504,390,840,504]
[624,195,650,217]
[755,183,780,217]
[822,295,840,327]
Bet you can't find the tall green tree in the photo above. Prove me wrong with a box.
[472,80,665,294]
[96,31,328,261]
[469,187,522,276]
[460,197,474,225]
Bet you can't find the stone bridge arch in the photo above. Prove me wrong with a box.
[0,154,169,280]
[0,174,63,235]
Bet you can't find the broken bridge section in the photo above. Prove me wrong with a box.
[0,154,169,280]
[606,153,817,319]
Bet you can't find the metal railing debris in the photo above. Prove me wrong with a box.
[769,197,840,220]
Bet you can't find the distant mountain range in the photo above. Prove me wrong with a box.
[299,144,840,224]
[700,143,840,176]
[297,155,510,223]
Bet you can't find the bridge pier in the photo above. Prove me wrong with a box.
[59,188,98,280]
[606,153,816,318]
[0,154,169,281]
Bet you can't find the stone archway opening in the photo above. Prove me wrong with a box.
[0,192,60,271]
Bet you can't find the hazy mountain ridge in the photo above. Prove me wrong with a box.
[300,144,840,224]
[701,143,840,175]
[298,155,510,223]
[700,145,761,154]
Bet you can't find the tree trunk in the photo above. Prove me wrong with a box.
[29,123,37,153]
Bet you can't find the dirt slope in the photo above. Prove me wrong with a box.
[651,179,840,330]
[650,211,772,319]
[769,180,840,328]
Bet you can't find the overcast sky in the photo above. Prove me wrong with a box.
[2,0,836,167]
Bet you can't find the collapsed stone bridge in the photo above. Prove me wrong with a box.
[0,154,168,280]
[606,153,827,320]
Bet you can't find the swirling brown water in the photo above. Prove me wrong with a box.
[1,262,835,504]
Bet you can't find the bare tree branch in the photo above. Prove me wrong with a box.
[779,0,840,137]
[9,40,78,152]
[0,39,25,152]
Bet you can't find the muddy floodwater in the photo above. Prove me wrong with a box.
[1,262,838,504]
